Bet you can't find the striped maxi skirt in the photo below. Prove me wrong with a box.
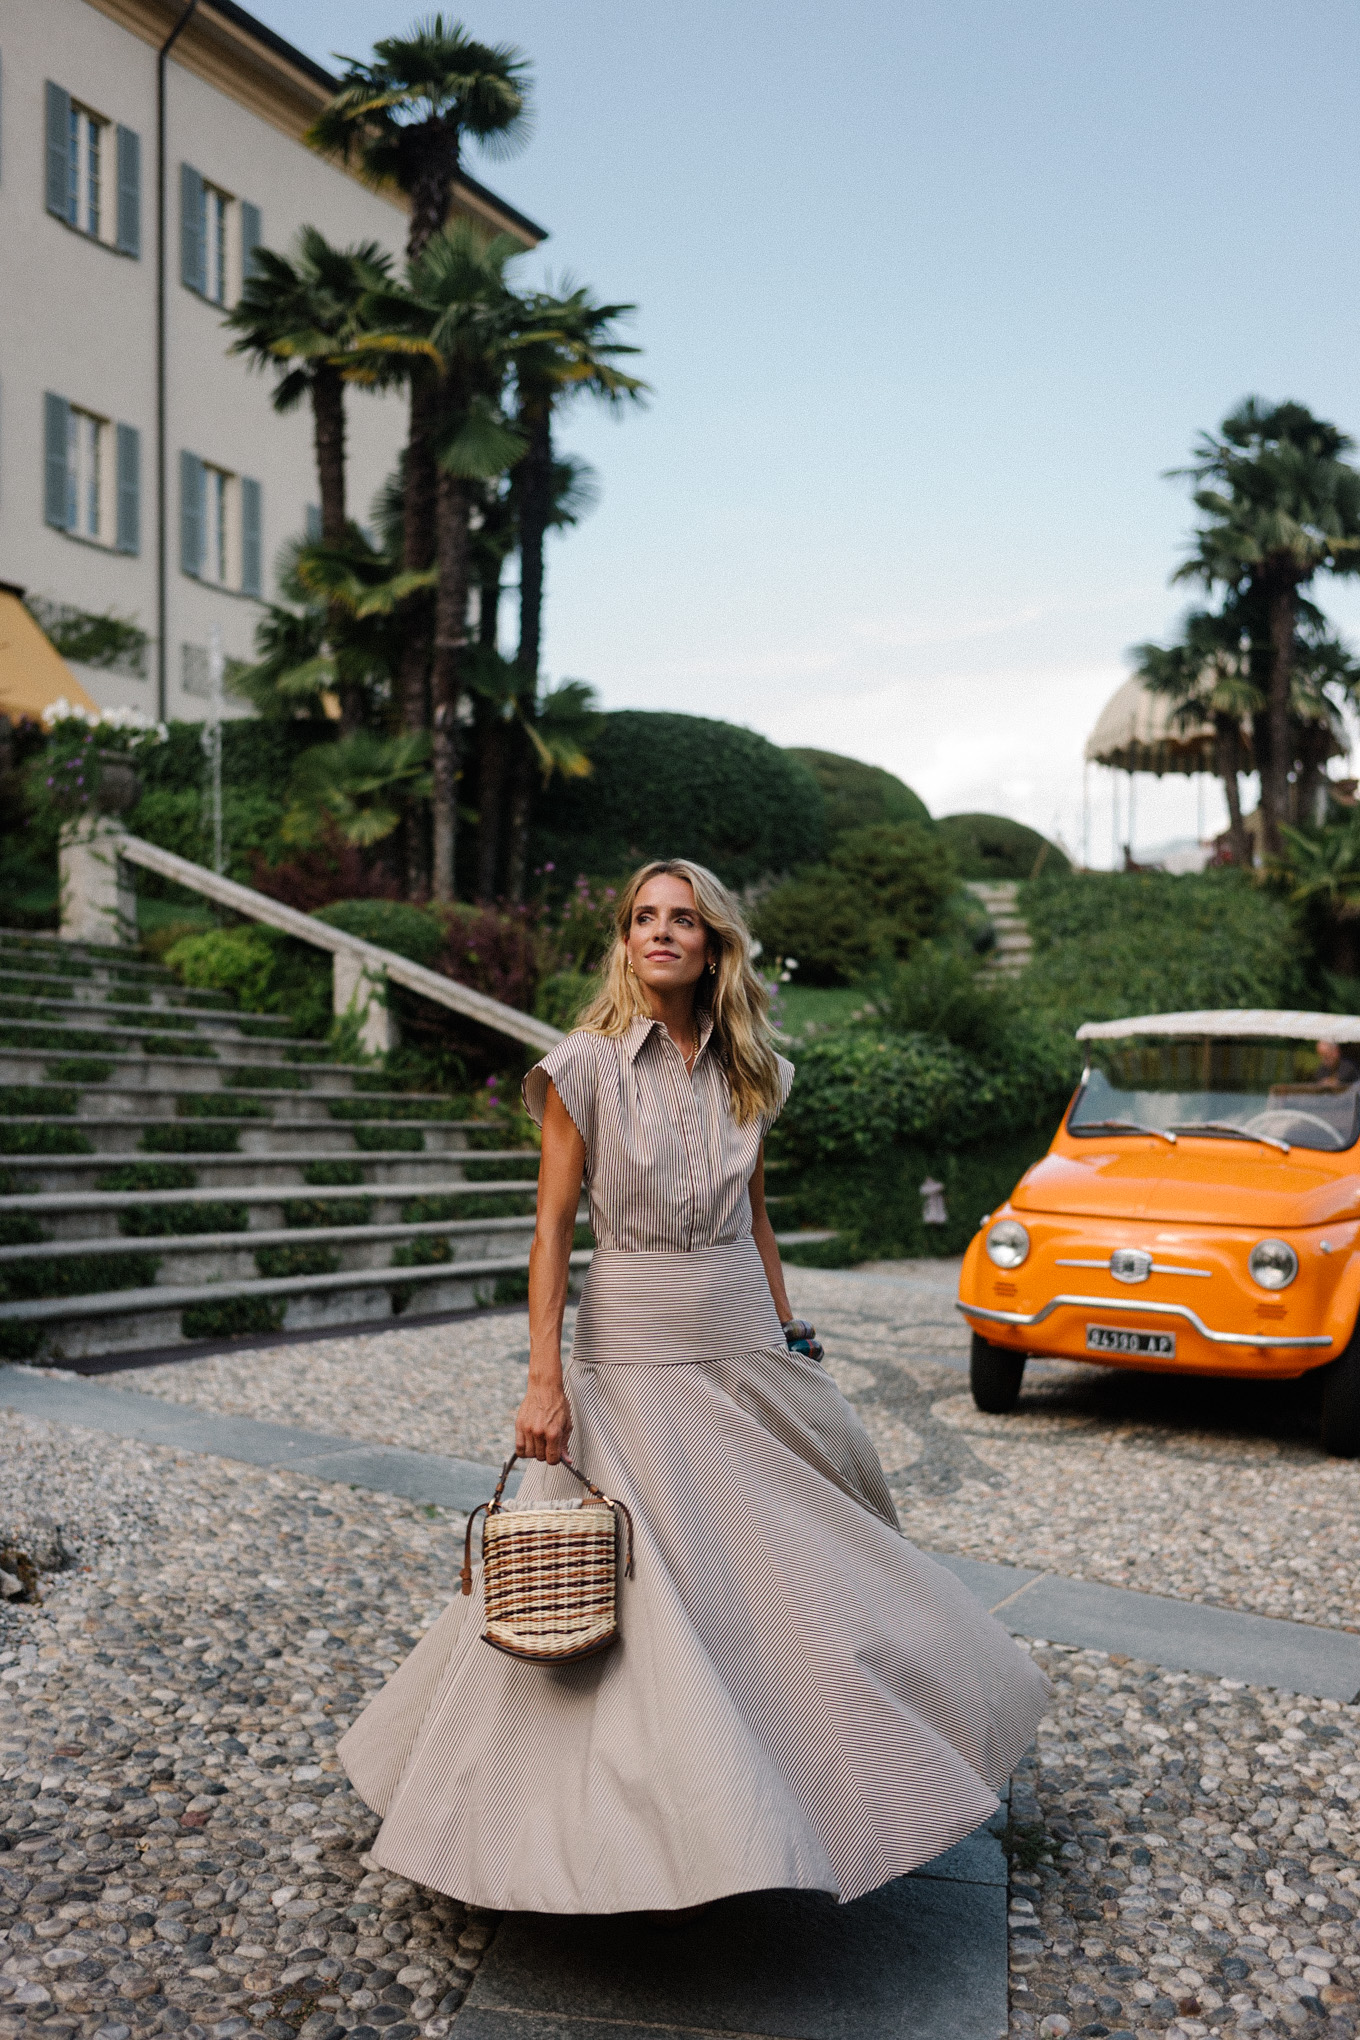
[337,1238,1050,1913]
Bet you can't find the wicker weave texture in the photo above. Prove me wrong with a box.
[483,1505,618,1660]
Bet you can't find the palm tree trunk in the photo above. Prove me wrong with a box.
[1264,576,1297,855]
[430,465,471,903]
[400,369,439,893]
[475,560,505,900]
[506,403,553,904]
[310,367,363,734]
[1214,718,1250,866]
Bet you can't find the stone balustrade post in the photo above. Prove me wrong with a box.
[333,947,394,1057]
[59,818,137,947]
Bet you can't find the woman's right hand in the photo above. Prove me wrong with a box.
[515,1378,573,1463]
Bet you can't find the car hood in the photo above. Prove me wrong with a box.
[1014,1145,1360,1230]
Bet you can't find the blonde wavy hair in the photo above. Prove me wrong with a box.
[575,859,783,1125]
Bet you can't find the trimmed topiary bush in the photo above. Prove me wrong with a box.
[312,899,445,966]
[785,750,930,844]
[533,711,826,887]
[936,813,1070,881]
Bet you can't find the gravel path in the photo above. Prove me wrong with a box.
[5,1262,1358,2040]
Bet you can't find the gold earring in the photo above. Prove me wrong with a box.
[708,958,717,975]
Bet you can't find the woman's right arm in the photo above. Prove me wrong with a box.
[517,1080,586,1463]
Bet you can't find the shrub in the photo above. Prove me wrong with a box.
[45,1059,113,1084]
[785,750,930,844]
[437,904,539,1011]
[0,1250,160,1304]
[534,969,598,1030]
[139,1124,241,1154]
[181,1297,284,1340]
[0,1214,44,1246]
[118,1201,249,1237]
[1021,869,1303,1022]
[97,1163,197,1192]
[751,869,880,986]
[752,823,957,986]
[879,945,1008,1054]
[177,1093,271,1120]
[313,899,445,966]
[303,1160,365,1186]
[164,926,331,1039]
[0,1125,93,1155]
[0,1087,77,1116]
[936,813,1070,881]
[255,1243,340,1279]
[283,1196,372,1228]
[533,710,826,887]
[350,1124,423,1151]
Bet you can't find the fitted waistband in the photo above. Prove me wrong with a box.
[571,1238,786,1366]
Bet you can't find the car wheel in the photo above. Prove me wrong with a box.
[1320,1327,1360,1458]
[970,1332,1026,1414]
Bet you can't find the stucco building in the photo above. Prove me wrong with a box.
[0,0,543,720]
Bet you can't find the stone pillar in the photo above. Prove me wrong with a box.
[332,948,394,1058]
[58,818,136,947]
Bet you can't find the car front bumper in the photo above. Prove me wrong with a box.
[956,1291,1334,1351]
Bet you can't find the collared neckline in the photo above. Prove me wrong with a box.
[622,1010,715,1066]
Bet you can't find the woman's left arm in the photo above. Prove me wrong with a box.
[750,1143,795,1323]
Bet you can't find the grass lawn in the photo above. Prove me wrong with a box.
[774,984,877,1036]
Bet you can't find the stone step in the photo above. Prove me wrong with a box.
[0,1117,486,1157]
[0,1046,359,1091]
[0,1177,539,1241]
[0,1210,544,1286]
[0,1148,535,1193]
[0,1246,587,1360]
[0,1084,466,1123]
[0,966,233,1011]
[0,1005,313,1051]
[0,930,181,978]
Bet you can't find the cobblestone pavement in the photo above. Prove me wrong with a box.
[4,1262,1358,2040]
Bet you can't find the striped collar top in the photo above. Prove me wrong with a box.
[523,1021,795,1254]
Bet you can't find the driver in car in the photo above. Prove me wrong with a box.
[1310,1039,1360,1090]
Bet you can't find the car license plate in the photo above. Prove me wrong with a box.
[1086,1324,1175,1358]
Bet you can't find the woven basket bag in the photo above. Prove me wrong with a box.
[461,1451,635,1663]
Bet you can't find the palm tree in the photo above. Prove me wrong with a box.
[1133,608,1257,866]
[227,230,394,730]
[310,17,533,859]
[360,223,529,899]
[1171,400,1360,852]
[227,229,391,542]
[501,287,646,896]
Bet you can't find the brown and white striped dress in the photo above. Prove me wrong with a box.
[338,1016,1049,1912]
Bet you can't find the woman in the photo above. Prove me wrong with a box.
[339,859,1048,1914]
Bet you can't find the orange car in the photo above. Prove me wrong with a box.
[956,1010,1360,1456]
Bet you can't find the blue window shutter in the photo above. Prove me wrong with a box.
[180,162,205,293]
[44,393,71,529]
[115,126,140,257]
[241,201,262,282]
[45,82,71,220]
[305,503,322,543]
[180,450,204,575]
[241,478,262,596]
[116,424,140,555]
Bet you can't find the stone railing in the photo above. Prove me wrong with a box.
[58,817,563,1056]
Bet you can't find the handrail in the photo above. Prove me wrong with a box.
[115,833,564,1053]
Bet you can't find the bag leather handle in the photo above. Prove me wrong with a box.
[460,1450,635,1594]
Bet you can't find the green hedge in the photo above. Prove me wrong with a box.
[1020,869,1304,1021]
[937,813,1070,881]
[784,750,930,843]
[534,711,826,887]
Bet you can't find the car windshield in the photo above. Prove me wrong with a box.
[1068,1035,1360,1153]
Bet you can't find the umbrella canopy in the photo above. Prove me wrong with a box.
[1083,675,1221,775]
[0,591,98,723]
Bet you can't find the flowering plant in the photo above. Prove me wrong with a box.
[38,703,166,820]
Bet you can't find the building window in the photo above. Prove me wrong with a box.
[45,83,140,256]
[181,643,211,700]
[208,187,229,305]
[204,465,230,584]
[180,453,262,594]
[44,394,139,552]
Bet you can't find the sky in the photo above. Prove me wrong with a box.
[252,0,1360,866]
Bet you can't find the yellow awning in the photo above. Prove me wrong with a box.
[0,592,99,722]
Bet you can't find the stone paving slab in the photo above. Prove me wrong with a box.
[930,1552,1360,1702]
[457,1859,1007,2040]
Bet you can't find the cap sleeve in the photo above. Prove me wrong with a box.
[521,1031,599,1152]
[762,1053,795,1137]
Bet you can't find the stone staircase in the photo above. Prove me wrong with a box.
[966,881,1033,977]
[0,930,560,1366]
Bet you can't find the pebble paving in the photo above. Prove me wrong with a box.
[3,1261,1358,2040]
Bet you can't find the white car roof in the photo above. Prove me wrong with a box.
[1076,1010,1360,1044]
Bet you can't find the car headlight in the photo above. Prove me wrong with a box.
[986,1219,1030,1269]
[1249,1239,1298,1291]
